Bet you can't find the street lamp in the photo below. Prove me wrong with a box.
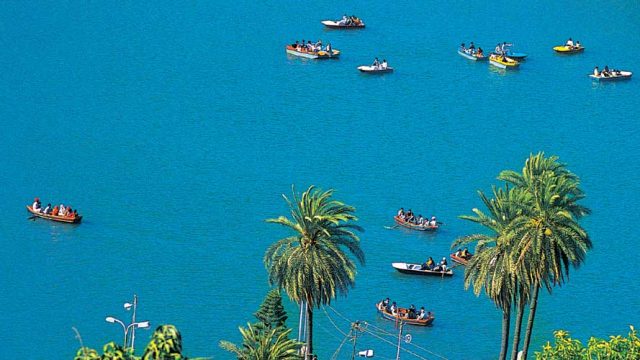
[105,294,150,353]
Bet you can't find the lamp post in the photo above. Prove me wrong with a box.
[105,294,150,353]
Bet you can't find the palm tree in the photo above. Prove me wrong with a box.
[455,186,529,360]
[499,153,591,360]
[219,324,302,360]
[264,185,365,359]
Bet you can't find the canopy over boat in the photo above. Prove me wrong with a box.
[321,19,365,29]
[589,71,632,81]
[392,262,453,277]
[357,65,393,73]
[285,45,340,59]
[553,45,585,54]
[27,205,82,224]
[394,215,438,231]
[375,302,435,326]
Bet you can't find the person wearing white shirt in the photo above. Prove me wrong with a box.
[566,38,574,47]
[381,59,388,69]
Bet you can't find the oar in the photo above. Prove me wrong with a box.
[27,215,37,221]
[384,224,399,230]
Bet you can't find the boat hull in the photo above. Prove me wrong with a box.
[27,206,82,224]
[357,65,393,73]
[489,55,519,69]
[457,50,487,61]
[553,45,584,54]
[321,20,365,29]
[392,262,453,277]
[285,46,340,59]
[589,71,632,81]
[394,216,438,231]
[376,303,435,326]
[450,253,471,266]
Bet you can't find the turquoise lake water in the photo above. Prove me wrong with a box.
[2,1,640,359]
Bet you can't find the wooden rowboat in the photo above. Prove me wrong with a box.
[394,216,438,231]
[392,262,453,277]
[321,20,365,29]
[285,45,340,59]
[375,302,435,326]
[27,206,82,224]
[553,45,585,54]
[589,71,632,81]
[450,253,472,266]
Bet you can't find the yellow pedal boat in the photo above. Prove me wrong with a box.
[553,45,585,54]
[489,54,519,69]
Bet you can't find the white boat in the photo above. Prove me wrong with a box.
[321,19,365,29]
[589,71,632,81]
[457,50,487,61]
[285,45,340,59]
[357,65,393,73]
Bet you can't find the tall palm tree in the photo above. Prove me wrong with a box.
[264,185,365,359]
[499,153,591,360]
[219,324,302,360]
[455,186,529,360]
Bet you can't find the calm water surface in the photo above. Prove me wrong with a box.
[1,1,639,359]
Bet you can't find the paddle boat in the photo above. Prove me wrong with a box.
[589,70,632,81]
[27,205,82,224]
[493,43,527,61]
[503,49,528,61]
[392,262,453,277]
[553,45,585,54]
[375,302,435,326]
[489,54,520,70]
[357,65,393,74]
[450,252,472,266]
[321,16,365,29]
[394,215,438,231]
[458,49,487,61]
[285,45,340,59]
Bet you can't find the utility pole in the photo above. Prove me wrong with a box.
[395,321,404,360]
[350,321,363,360]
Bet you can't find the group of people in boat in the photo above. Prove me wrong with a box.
[32,198,79,219]
[337,14,362,26]
[371,57,389,70]
[421,256,448,271]
[593,65,623,77]
[379,298,431,320]
[565,38,582,49]
[454,248,472,260]
[460,42,484,57]
[291,39,332,54]
[397,208,437,227]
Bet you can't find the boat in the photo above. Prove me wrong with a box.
[553,45,585,54]
[357,65,393,73]
[450,253,472,266]
[285,45,340,59]
[394,216,438,231]
[375,302,435,326]
[503,50,527,61]
[457,49,487,61]
[391,262,453,277]
[26,206,82,224]
[590,71,632,81]
[321,19,365,29]
[489,54,520,69]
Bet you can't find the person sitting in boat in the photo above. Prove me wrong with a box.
[42,203,52,215]
[59,204,67,216]
[407,304,417,319]
[603,65,611,77]
[390,302,398,315]
[381,59,388,69]
[575,40,581,48]
[469,42,475,52]
[566,38,574,47]
[397,208,405,218]
[315,39,322,49]
[52,205,59,216]
[422,256,435,270]
[306,40,315,51]
[454,248,462,257]
[372,57,380,69]
[494,43,502,55]
[381,297,390,310]
[460,43,466,52]
[434,257,448,271]
[71,209,78,218]
[429,216,437,226]
[477,47,484,57]
[325,43,332,54]
[339,14,348,25]
[417,215,424,225]
[461,248,471,259]
[417,307,427,320]
[593,66,599,76]
[32,198,42,213]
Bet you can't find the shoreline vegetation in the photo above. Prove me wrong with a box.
[73,154,636,359]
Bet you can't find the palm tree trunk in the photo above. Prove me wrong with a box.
[499,306,511,360]
[306,298,313,360]
[510,296,526,360]
[520,285,540,360]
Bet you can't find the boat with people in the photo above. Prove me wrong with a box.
[554,38,584,54]
[375,300,435,326]
[392,262,453,277]
[590,66,632,81]
[285,40,340,59]
[394,208,438,231]
[458,42,487,61]
[489,54,520,69]
[492,42,527,61]
[321,15,365,29]
[358,57,393,73]
[450,248,473,266]
[27,198,82,224]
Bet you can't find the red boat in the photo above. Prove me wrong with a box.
[394,216,438,231]
[450,253,472,266]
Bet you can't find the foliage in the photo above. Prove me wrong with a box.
[254,288,288,337]
[141,325,184,360]
[74,347,101,360]
[535,327,640,360]
[102,341,137,360]
[219,324,302,360]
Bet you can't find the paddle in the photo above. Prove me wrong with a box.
[384,224,399,230]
